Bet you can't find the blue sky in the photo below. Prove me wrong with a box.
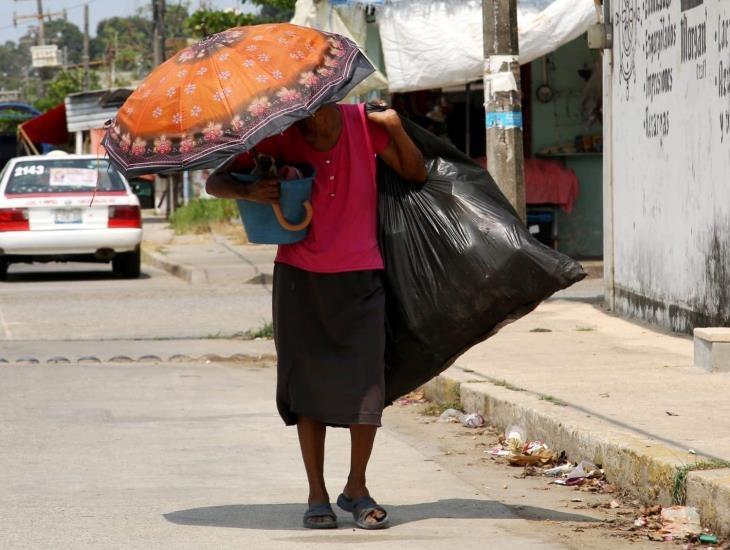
[0,0,255,44]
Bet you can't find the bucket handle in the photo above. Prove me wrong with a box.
[272,201,313,232]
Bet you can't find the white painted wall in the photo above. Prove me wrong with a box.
[609,0,730,332]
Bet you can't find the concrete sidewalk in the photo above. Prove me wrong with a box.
[140,216,730,536]
[427,294,730,537]
[141,215,276,285]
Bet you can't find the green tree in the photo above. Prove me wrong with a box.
[165,4,192,40]
[44,19,85,65]
[34,68,101,112]
[185,0,295,38]
[249,0,296,23]
[184,9,256,38]
[0,40,31,91]
[92,16,154,74]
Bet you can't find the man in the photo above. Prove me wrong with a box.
[206,102,426,530]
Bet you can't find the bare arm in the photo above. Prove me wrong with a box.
[367,109,428,184]
[205,159,280,203]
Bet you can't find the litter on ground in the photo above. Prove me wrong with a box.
[459,412,485,428]
[437,408,463,423]
[659,506,702,540]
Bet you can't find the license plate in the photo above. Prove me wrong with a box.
[55,209,83,224]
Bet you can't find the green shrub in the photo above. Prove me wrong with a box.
[169,198,240,234]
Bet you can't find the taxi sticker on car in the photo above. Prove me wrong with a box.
[13,165,45,177]
[49,168,98,187]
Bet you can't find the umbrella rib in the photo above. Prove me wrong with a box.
[209,53,236,140]
[178,56,192,169]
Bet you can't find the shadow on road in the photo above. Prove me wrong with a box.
[165,498,599,531]
[4,270,151,283]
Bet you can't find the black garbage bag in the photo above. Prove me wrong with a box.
[379,118,586,404]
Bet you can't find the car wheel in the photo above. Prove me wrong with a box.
[0,258,7,282]
[112,247,141,279]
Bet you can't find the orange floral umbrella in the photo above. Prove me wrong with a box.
[103,23,374,178]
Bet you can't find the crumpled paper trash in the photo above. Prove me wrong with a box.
[437,408,463,423]
[659,506,701,539]
[459,412,485,428]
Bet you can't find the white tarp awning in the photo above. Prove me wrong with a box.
[291,0,389,96]
[294,0,599,94]
[379,0,599,92]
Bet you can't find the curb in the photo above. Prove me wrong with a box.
[0,352,277,365]
[141,246,274,286]
[423,369,730,537]
[141,248,206,284]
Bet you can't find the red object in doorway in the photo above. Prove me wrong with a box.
[474,156,579,213]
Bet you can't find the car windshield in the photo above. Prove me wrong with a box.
[5,158,126,195]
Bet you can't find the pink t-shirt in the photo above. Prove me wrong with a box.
[231,104,391,273]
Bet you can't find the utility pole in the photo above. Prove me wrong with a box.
[152,0,166,67]
[482,0,526,222]
[83,4,90,90]
[152,0,172,216]
[36,0,44,44]
[106,31,118,88]
[13,0,66,46]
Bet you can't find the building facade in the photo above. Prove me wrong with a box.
[605,0,730,331]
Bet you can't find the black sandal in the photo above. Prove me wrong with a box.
[302,502,338,529]
[336,493,389,530]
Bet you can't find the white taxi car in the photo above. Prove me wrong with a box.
[0,152,143,280]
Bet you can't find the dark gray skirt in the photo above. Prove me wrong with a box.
[273,263,386,427]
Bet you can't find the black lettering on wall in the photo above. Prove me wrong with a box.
[645,14,677,61]
[645,66,674,100]
[644,107,671,143]
[681,14,707,62]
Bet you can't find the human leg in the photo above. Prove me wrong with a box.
[297,416,338,528]
[297,415,329,506]
[341,424,386,525]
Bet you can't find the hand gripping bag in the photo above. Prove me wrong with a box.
[374,115,586,404]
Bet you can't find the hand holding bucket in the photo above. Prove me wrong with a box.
[232,165,315,244]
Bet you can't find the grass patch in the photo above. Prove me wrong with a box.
[491,378,526,392]
[530,327,552,333]
[575,327,596,332]
[539,394,567,407]
[421,399,462,417]
[672,459,730,505]
[205,330,248,340]
[169,199,240,235]
[204,324,273,340]
[246,322,274,340]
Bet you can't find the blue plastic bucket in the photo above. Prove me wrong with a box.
[231,166,314,245]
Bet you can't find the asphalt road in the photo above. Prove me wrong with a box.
[0,261,272,341]
[0,260,655,549]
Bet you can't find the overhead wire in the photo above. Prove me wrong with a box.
[0,0,104,37]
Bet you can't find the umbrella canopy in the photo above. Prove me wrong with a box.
[103,23,374,178]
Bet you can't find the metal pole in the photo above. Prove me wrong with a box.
[159,0,166,62]
[153,0,167,217]
[83,3,89,90]
[36,0,44,45]
[482,0,526,222]
[152,0,166,67]
[109,30,117,87]
[183,171,190,205]
[602,0,615,310]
